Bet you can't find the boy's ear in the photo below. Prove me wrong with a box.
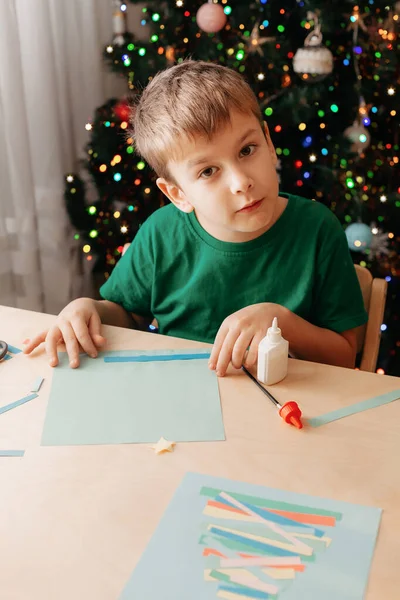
[263,120,278,167]
[156,178,194,213]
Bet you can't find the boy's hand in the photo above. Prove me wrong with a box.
[209,303,283,377]
[23,298,105,368]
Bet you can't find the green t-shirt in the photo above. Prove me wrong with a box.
[100,193,368,344]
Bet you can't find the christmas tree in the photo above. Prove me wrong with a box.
[65,0,400,374]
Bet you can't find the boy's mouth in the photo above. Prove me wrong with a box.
[237,198,263,213]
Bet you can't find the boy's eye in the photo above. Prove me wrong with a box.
[240,144,256,157]
[199,166,217,179]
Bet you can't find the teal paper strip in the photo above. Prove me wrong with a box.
[31,376,44,392]
[3,354,12,361]
[104,352,211,363]
[0,450,25,457]
[307,388,400,428]
[0,393,38,415]
[218,583,271,599]
[7,344,22,354]
[200,487,343,519]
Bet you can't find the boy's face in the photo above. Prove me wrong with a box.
[156,110,282,243]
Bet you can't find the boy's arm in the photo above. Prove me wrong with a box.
[277,305,357,368]
[95,299,152,331]
[209,302,359,377]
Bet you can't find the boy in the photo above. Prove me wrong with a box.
[24,60,367,376]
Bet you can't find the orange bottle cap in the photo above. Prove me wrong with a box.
[279,401,303,429]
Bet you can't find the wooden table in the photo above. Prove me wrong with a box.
[0,305,399,599]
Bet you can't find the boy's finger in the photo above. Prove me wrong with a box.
[71,319,98,359]
[215,329,238,377]
[22,331,48,354]
[209,322,228,370]
[231,331,252,370]
[45,327,62,366]
[93,334,106,347]
[88,312,105,347]
[244,333,264,368]
[59,322,80,368]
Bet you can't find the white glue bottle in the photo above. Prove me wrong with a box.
[257,317,289,385]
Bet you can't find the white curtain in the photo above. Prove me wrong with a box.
[0,0,135,314]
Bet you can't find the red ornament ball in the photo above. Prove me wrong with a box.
[196,2,227,33]
[114,101,131,122]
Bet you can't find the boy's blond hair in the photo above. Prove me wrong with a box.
[131,60,262,181]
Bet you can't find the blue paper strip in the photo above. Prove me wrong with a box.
[31,376,44,392]
[0,450,25,457]
[0,393,38,415]
[7,344,22,354]
[3,354,12,361]
[208,526,299,557]
[214,494,325,537]
[218,584,271,599]
[308,388,400,428]
[104,352,211,363]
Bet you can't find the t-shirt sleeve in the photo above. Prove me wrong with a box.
[99,222,154,318]
[312,210,368,333]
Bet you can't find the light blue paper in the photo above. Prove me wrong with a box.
[0,450,25,457]
[308,388,400,427]
[41,349,224,446]
[119,472,381,600]
[0,393,38,415]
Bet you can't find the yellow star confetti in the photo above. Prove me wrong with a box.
[151,436,176,455]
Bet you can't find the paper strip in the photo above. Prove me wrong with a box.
[218,592,254,600]
[104,352,211,363]
[208,526,301,557]
[31,376,44,392]
[220,492,313,555]
[200,487,343,519]
[0,450,25,457]
[240,553,306,570]
[221,556,301,569]
[6,344,22,354]
[212,497,326,536]
[307,388,400,427]
[218,590,262,600]
[203,548,226,558]
[217,587,260,600]
[265,508,336,528]
[221,556,301,568]
[209,569,279,595]
[3,354,12,361]
[218,584,271,599]
[263,567,298,579]
[209,524,307,556]
[0,393,38,415]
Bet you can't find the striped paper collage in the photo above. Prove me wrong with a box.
[200,485,341,600]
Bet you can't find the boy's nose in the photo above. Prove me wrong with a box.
[229,169,254,195]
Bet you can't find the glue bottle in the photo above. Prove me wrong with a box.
[257,317,289,385]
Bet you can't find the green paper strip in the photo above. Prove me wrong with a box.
[200,487,343,520]
[307,388,400,428]
[209,569,231,584]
